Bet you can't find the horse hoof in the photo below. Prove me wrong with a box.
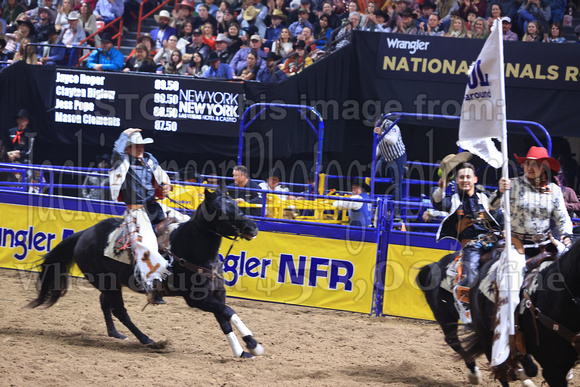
[521,380,536,387]
[468,366,482,385]
[240,351,254,359]
[249,343,264,356]
[242,335,263,356]
[109,331,128,340]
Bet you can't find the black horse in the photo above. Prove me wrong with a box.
[466,240,580,387]
[28,189,264,358]
[416,252,483,384]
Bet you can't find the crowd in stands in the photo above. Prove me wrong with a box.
[0,0,579,76]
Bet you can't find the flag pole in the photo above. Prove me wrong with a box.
[495,19,514,336]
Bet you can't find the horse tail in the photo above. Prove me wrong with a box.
[461,324,485,360]
[27,230,85,308]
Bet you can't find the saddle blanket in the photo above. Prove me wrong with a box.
[104,223,133,265]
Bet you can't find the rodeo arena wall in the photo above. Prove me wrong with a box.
[0,31,578,320]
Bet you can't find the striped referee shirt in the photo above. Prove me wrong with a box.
[377,121,406,162]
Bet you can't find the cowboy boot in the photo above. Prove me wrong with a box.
[147,279,166,305]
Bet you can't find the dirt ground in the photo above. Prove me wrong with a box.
[0,269,575,387]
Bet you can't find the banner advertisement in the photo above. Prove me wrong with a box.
[53,69,243,137]
[382,244,454,320]
[376,34,579,91]
[220,232,377,313]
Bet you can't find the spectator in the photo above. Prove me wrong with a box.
[126,33,155,60]
[373,118,407,219]
[4,30,23,56]
[259,168,294,212]
[123,42,156,72]
[214,33,234,63]
[289,7,314,36]
[5,109,32,159]
[86,32,124,71]
[522,19,542,41]
[334,11,361,50]
[55,0,74,27]
[233,50,259,79]
[319,0,340,29]
[417,0,435,26]
[369,9,390,32]
[228,164,262,216]
[501,15,518,40]
[256,51,286,82]
[229,33,266,73]
[418,12,444,35]
[184,27,210,61]
[269,0,290,21]
[13,37,37,63]
[217,7,236,33]
[288,0,318,25]
[0,139,21,184]
[459,0,487,19]
[196,0,219,17]
[332,179,373,227]
[446,16,469,36]
[164,49,186,74]
[93,0,124,24]
[34,6,55,42]
[340,0,359,23]
[436,0,461,29]
[265,8,286,42]
[79,1,99,46]
[178,19,194,45]
[556,173,580,218]
[201,21,216,50]
[282,39,312,74]
[271,26,293,56]
[314,14,333,46]
[186,51,208,76]
[385,0,410,31]
[27,0,57,22]
[241,0,269,37]
[82,153,111,200]
[517,0,550,34]
[298,25,317,51]
[470,16,489,38]
[150,10,178,50]
[202,50,233,78]
[3,0,26,26]
[361,1,378,30]
[225,22,243,52]
[486,2,502,30]
[170,0,194,30]
[465,9,478,30]
[486,0,518,21]
[39,24,65,65]
[0,39,8,63]
[16,14,36,41]
[58,11,86,46]
[192,4,218,32]
[154,34,178,68]
[544,21,565,42]
[392,7,418,33]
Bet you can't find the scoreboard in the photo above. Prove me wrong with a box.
[52,69,244,138]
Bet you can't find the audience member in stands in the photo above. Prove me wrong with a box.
[179,19,194,45]
[240,4,265,37]
[79,1,99,46]
[93,0,123,24]
[557,173,580,218]
[229,33,266,73]
[446,16,469,36]
[214,33,234,63]
[217,7,236,33]
[39,25,65,65]
[203,50,233,78]
[233,50,259,80]
[517,0,551,35]
[392,7,418,33]
[522,19,542,41]
[384,0,409,31]
[202,21,216,50]
[228,164,262,216]
[186,51,208,76]
[465,9,478,30]
[501,16,518,40]
[256,51,286,82]
[225,22,243,52]
[269,0,290,21]
[340,0,359,23]
[289,7,315,36]
[184,27,210,61]
[314,14,333,45]
[417,0,435,26]
[4,30,23,56]
[82,153,110,200]
[17,15,36,41]
[319,0,340,28]
[282,39,312,75]
[154,34,178,68]
[86,32,124,71]
[369,9,390,32]
[271,26,293,56]
[126,33,155,60]
[5,109,32,159]
[13,37,37,63]
[34,6,54,42]
[164,49,186,74]
[192,4,218,31]
[123,42,156,72]
[170,0,194,30]
[436,0,461,29]
[470,16,489,38]
[2,0,26,26]
[259,168,294,203]
[196,0,219,17]
[27,0,57,22]
[486,0,518,21]
[150,10,177,49]
[418,12,444,35]
[544,21,565,42]
[299,25,317,50]
[459,0,487,20]
[486,2,502,29]
[55,0,74,27]
[334,11,361,49]
[59,11,86,45]
[265,9,286,42]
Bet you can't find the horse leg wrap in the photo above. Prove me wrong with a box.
[226,332,244,358]
[230,314,252,337]
[467,366,482,385]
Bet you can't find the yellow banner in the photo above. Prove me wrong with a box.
[220,232,377,314]
[382,244,454,320]
[0,203,112,276]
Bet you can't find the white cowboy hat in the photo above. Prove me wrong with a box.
[127,131,154,145]
[154,10,172,22]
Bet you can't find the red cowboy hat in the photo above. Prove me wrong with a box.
[514,146,560,172]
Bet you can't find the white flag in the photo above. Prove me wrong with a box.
[457,19,506,168]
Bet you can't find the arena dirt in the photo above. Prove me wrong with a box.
[0,269,575,386]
